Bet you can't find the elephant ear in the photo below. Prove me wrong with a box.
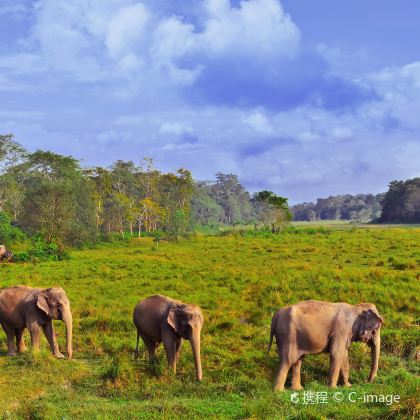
[167,308,180,333]
[37,292,50,316]
[365,310,383,330]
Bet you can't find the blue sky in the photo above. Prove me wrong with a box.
[1,0,419,203]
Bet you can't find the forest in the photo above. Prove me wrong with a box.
[0,134,418,254]
[0,134,290,249]
[291,179,420,223]
[291,194,385,222]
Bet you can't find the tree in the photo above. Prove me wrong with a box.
[0,134,27,174]
[380,178,420,222]
[191,182,225,226]
[18,151,96,245]
[159,169,194,235]
[290,193,385,222]
[254,190,292,232]
[208,173,253,224]
[137,198,165,236]
[84,167,113,229]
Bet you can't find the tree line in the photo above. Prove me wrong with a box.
[291,193,385,222]
[291,179,420,224]
[379,178,420,223]
[0,134,291,247]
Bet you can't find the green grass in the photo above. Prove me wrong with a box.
[0,228,419,419]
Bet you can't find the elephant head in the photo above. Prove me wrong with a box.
[353,308,383,382]
[37,287,73,359]
[168,304,204,381]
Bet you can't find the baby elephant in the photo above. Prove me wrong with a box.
[268,300,383,391]
[133,295,204,381]
[0,286,73,358]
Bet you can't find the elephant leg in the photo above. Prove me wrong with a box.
[139,333,159,363]
[291,356,304,390]
[274,360,291,391]
[175,338,183,363]
[340,350,351,386]
[162,332,177,373]
[328,341,346,388]
[1,322,16,356]
[15,328,27,353]
[42,320,64,358]
[27,322,41,352]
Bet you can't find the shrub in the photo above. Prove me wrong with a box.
[13,235,69,262]
[0,211,26,243]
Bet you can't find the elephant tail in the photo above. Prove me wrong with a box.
[134,331,140,359]
[267,314,276,354]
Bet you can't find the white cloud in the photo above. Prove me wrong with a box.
[0,2,28,18]
[243,109,274,134]
[160,122,193,135]
[0,0,301,87]
[0,1,419,202]
[202,0,300,59]
[105,3,150,59]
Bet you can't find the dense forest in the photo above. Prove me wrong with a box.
[291,193,385,222]
[0,134,290,248]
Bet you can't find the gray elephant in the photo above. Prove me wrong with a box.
[133,294,204,381]
[268,300,383,391]
[0,286,73,358]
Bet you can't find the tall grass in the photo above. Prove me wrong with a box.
[0,228,419,418]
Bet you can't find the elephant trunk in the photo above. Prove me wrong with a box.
[62,307,73,359]
[190,329,202,381]
[368,327,381,381]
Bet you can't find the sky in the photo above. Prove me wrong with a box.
[1,0,419,203]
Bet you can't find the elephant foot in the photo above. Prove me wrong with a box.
[343,382,352,387]
[291,385,303,391]
[273,384,285,392]
[7,351,16,356]
[18,346,28,353]
[54,352,65,359]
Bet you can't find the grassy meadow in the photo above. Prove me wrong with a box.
[0,227,419,419]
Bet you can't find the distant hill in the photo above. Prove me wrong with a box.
[291,193,385,222]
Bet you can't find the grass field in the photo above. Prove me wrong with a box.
[0,228,419,419]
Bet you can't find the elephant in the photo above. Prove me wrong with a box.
[267,300,383,391]
[133,294,204,381]
[0,245,13,262]
[0,286,73,358]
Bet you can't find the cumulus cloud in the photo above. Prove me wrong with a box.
[0,0,419,202]
[202,0,300,58]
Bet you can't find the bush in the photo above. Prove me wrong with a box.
[0,212,26,243]
[13,236,69,262]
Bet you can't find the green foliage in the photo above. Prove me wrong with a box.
[254,190,292,232]
[15,150,97,246]
[207,173,254,224]
[0,211,25,243]
[0,228,418,418]
[292,193,385,222]
[13,235,69,262]
[380,178,420,223]
[191,182,224,226]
